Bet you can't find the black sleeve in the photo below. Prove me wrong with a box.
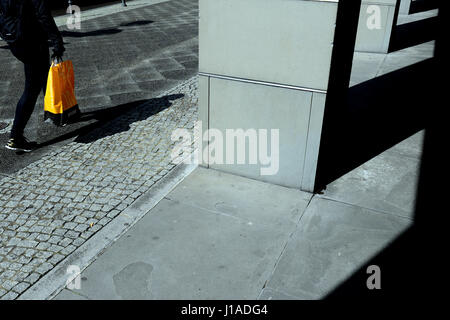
[29,0,64,51]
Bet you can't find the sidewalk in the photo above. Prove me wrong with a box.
[0,0,199,299]
[52,22,433,300]
[0,76,198,300]
[52,130,421,299]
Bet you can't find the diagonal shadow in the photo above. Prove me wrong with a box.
[324,117,441,299]
[410,0,439,14]
[60,28,122,38]
[315,57,434,192]
[390,16,438,52]
[322,3,446,299]
[37,93,184,148]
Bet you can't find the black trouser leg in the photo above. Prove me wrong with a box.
[10,44,50,139]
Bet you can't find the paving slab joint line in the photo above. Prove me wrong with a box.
[164,193,252,224]
[18,159,198,300]
[374,54,389,77]
[256,193,315,298]
[64,288,90,300]
[257,285,305,300]
[315,194,415,221]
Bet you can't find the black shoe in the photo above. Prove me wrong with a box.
[5,137,38,152]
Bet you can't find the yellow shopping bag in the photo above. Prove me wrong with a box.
[44,60,80,126]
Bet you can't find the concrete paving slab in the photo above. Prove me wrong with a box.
[53,289,89,300]
[384,130,425,160]
[258,287,311,300]
[321,142,421,219]
[377,42,435,76]
[166,167,313,228]
[56,201,295,299]
[389,40,435,58]
[266,197,412,299]
[350,52,386,86]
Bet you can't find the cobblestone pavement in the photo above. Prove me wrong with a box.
[0,76,199,299]
[0,0,198,174]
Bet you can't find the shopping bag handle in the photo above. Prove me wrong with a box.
[51,57,63,66]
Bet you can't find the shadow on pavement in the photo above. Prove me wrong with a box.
[315,57,433,191]
[410,0,439,14]
[324,112,441,299]
[2,20,154,46]
[322,3,446,299]
[37,93,184,148]
[390,16,438,52]
[61,28,122,38]
[60,20,154,39]
[2,28,123,49]
[119,20,154,27]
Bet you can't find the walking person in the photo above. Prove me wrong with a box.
[0,0,65,152]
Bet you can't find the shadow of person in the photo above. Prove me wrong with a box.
[119,20,154,27]
[60,28,122,38]
[59,20,155,40]
[37,93,184,148]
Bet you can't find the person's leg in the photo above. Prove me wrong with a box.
[9,44,50,140]
[9,62,43,139]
